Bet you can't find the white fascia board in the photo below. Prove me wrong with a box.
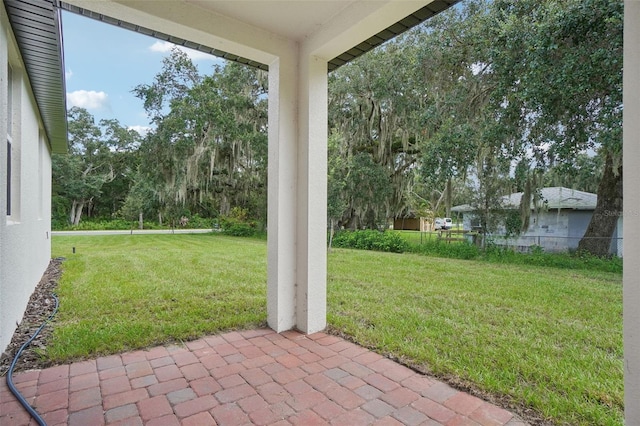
[63,0,289,67]
[303,0,430,60]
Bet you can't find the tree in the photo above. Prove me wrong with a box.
[91,119,142,217]
[489,0,623,255]
[134,49,268,225]
[328,37,425,227]
[544,153,604,194]
[53,107,113,225]
[327,132,347,249]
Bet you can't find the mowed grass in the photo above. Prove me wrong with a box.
[49,234,268,360]
[328,249,623,425]
[50,234,622,425]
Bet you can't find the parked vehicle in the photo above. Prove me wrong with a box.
[434,217,453,230]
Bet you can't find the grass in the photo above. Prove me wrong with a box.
[327,248,622,425]
[49,234,623,425]
[49,234,267,359]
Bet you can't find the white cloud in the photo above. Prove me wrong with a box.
[128,125,152,136]
[65,69,73,80]
[149,41,217,62]
[67,90,110,110]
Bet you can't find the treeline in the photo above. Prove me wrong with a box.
[53,54,268,230]
[53,0,622,255]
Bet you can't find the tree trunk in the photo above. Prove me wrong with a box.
[577,152,622,256]
[328,218,335,253]
[70,200,77,225]
[139,212,143,230]
[445,178,452,218]
[72,201,84,226]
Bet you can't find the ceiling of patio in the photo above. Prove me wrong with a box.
[61,0,460,71]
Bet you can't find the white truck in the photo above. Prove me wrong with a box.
[434,217,453,230]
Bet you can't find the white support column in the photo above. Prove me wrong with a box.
[296,55,328,334]
[267,49,328,334]
[624,2,640,424]
[267,53,298,332]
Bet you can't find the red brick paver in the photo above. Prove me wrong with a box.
[0,328,528,425]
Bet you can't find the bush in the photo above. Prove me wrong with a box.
[66,219,133,231]
[395,231,622,273]
[482,244,622,273]
[408,240,480,260]
[219,207,258,237]
[332,230,409,253]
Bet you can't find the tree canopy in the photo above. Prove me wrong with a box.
[53,0,623,255]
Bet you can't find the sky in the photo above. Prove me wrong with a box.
[61,11,225,135]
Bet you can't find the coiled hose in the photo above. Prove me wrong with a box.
[6,293,59,426]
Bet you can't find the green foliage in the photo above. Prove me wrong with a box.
[331,230,409,253]
[503,209,522,237]
[52,216,215,231]
[134,52,268,224]
[219,207,258,237]
[328,248,622,425]
[408,240,480,260]
[53,107,143,226]
[335,230,620,274]
[49,234,267,360]
[60,219,135,231]
[47,235,622,425]
[482,245,622,273]
[186,214,214,229]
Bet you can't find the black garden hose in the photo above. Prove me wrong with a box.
[6,293,59,426]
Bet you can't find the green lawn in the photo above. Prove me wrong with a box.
[50,234,623,425]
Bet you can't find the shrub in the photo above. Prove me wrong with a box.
[68,219,132,231]
[182,214,213,229]
[483,244,623,273]
[332,230,409,253]
[408,240,480,260]
[219,207,258,237]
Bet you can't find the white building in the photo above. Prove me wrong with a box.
[1,1,639,423]
[1,0,67,353]
[452,187,623,256]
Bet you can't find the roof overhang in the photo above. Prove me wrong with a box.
[60,0,460,72]
[4,0,68,154]
[3,0,459,158]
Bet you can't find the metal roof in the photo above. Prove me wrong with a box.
[505,187,598,211]
[452,187,599,213]
[4,0,68,154]
[59,0,460,73]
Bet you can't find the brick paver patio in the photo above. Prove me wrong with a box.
[0,329,528,425]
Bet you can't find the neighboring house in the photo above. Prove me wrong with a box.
[1,0,67,353]
[452,187,623,256]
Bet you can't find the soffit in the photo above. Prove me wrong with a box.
[3,0,68,153]
[61,0,460,72]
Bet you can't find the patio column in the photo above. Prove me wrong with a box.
[267,49,327,334]
[624,2,640,424]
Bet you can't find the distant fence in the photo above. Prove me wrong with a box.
[413,231,623,257]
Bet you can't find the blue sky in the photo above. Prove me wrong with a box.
[61,11,224,135]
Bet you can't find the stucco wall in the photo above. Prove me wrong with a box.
[1,5,53,353]
[460,209,622,255]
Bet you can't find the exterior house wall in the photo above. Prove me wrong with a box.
[459,209,620,255]
[500,210,572,252]
[0,4,53,353]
